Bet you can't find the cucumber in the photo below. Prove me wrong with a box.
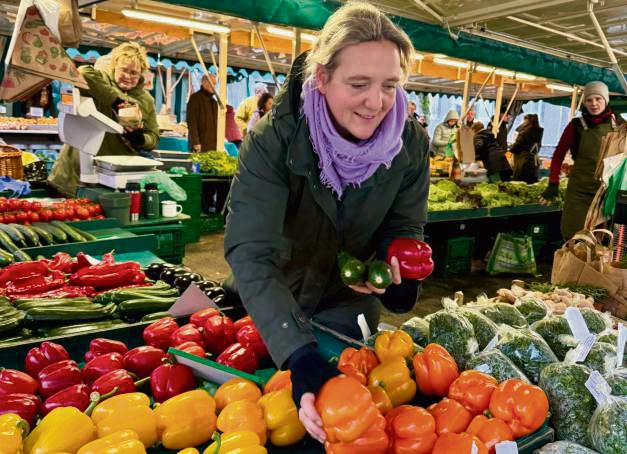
[50,221,86,243]
[0,248,13,266]
[30,226,54,245]
[107,288,179,304]
[32,223,67,243]
[140,311,173,322]
[0,312,24,334]
[0,230,21,253]
[12,249,32,262]
[76,229,97,241]
[23,302,117,327]
[0,306,20,316]
[14,297,92,305]
[40,319,126,338]
[16,300,95,311]
[118,298,177,317]
[0,330,35,344]
[0,224,26,247]
[9,224,40,247]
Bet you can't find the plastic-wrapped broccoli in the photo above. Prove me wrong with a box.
[465,348,529,383]
[539,363,596,446]
[533,441,599,453]
[400,317,429,348]
[582,342,618,375]
[579,308,612,334]
[532,316,578,360]
[588,396,627,454]
[476,302,528,328]
[597,330,627,365]
[515,297,549,325]
[428,310,478,367]
[497,325,558,383]
[604,368,627,396]
[457,308,498,350]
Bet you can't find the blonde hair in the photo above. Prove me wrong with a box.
[305,2,414,82]
[111,43,149,72]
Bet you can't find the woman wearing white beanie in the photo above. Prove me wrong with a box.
[542,80,624,239]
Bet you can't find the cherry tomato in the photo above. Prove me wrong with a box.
[15,212,28,224]
[39,209,53,222]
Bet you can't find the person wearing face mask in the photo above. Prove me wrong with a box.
[541,81,624,239]
[48,43,159,196]
[224,2,428,444]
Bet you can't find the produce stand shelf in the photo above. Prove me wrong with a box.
[427,204,561,223]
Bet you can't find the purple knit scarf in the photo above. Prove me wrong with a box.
[302,79,407,199]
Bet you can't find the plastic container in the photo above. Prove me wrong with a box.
[143,183,160,219]
[125,182,141,222]
[98,192,131,226]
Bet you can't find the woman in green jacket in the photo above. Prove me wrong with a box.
[48,42,159,196]
[224,3,429,443]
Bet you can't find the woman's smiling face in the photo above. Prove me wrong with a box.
[316,40,401,141]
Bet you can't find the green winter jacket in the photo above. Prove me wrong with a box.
[48,66,159,196]
[224,56,430,367]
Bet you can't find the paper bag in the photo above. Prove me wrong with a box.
[455,125,476,164]
[57,0,81,47]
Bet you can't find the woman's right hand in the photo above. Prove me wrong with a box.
[349,256,402,294]
[299,393,326,443]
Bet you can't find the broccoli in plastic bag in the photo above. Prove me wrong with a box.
[582,342,618,375]
[465,348,529,383]
[533,441,599,454]
[497,325,558,383]
[604,368,627,396]
[597,330,627,365]
[427,310,478,367]
[457,308,498,350]
[588,396,627,454]
[539,363,596,446]
[579,308,612,334]
[515,297,549,325]
[532,316,578,360]
[400,317,429,348]
[477,302,528,328]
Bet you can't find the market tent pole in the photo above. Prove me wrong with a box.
[492,77,505,137]
[460,64,473,123]
[292,28,302,63]
[569,86,579,120]
[465,67,496,120]
[216,32,228,152]
[189,32,225,110]
[498,83,520,130]
[253,23,281,88]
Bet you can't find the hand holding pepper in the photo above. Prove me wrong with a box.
[348,256,402,295]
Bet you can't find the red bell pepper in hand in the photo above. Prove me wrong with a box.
[203,316,237,355]
[41,384,90,416]
[91,369,148,396]
[386,238,434,281]
[85,338,129,362]
[216,343,259,374]
[82,353,124,385]
[25,341,70,377]
[0,368,39,396]
[189,308,221,328]
[236,324,268,359]
[0,393,40,428]
[37,359,82,398]
[143,317,179,350]
[170,324,203,347]
[233,315,254,332]
[123,346,169,378]
[174,341,206,357]
[150,363,197,403]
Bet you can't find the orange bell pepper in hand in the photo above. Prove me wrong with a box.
[428,398,472,435]
[374,330,414,362]
[488,379,548,438]
[324,413,388,454]
[385,405,438,454]
[337,347,379,386]
[263,370,291,394]
[448,370,498,416]
[368,357,416,407]
[432,432,488,454]
[368,385,393,415]
[413,343,459,397]
[315,375,381,444]
[467,415,515,454]
[214,377,262,412]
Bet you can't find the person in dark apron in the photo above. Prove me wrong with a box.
[541,81,624,239]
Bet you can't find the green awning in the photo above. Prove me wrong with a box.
[160,0,626,94]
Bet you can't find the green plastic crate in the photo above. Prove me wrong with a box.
[125,223,185,262]
[200,213,225,233]
[432,236,474,277]
[446,235,475,259]
[182,217,201,244]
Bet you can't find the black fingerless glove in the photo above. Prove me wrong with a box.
[123,129,145,148]
[379,279,421,313]
[542,182,559,200]
[287,343,339,409]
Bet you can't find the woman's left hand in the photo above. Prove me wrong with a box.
[123,123,144,133]
[349,256,402,295]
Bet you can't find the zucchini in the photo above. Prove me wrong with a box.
[23,302,117,327]
[0,248,13,267]
[40,319,126,338]
[9,224,40,247]
[0,230,21,253]
[12,249,32,262]
[0,224,26,247]
[30,226,54,245]
[107,288,179,304]
[0,330,35,345]
[16,300,95,311]
[118,298,177,317]
[76,229,97,241]
[32,223,67,243]
[14,297,92,305]
[140,311,173,322]
[0,312,24,334]
[0,306,20,317]
[50,221,86,243]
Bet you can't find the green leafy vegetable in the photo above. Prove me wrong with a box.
[579,308,612,334]
[477,303,527,328]
[604,368,627,396]
[531,316,577,361]
[588,397,627,454]
[457,308,498,350]
[400,317,429,348]
[515,297,549,325]
[465,349,529,383]
[533,441,600,454]
[581,342,618,375]
[427,310,478,367]
[497,325,558,383]
[191,151,238,176]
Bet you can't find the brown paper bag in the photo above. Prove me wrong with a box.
[57,0,81,47]
[455,125,476,164]
[594,124,627,180]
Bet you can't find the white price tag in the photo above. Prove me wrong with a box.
[29,107,43,117]
[572,333,597,363]
[167,283,218,317]
[585,370,612,406]
[617,324,626,368]
[483,335,499,353]
[565,307,591,343]
[357,313,372,343]
[495,441,519,454]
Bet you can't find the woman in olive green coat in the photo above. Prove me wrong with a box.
[224,3,429,443]
[48,43,159,196]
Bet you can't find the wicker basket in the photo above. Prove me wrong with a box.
[0,145,24,180]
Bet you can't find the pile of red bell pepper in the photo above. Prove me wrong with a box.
[0,252,147,299]
[142,309,269,374]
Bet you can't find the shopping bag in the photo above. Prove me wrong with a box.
[594,124,627,180]
[486,233,537,276]
[57,0,81,47]
[455,124,475,164]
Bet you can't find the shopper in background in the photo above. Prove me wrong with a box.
[541,81,624,239]
[187,74,219,152]
[417,115,428,129]
[431,109,459,156]
[224,2,428,443]
[407,100,418,120]
[246,92,274,131]
[225,105,243,148]
[48,42,159,196]
[236,82,268,136]
[511,113,543,184]
[473,121,513,182]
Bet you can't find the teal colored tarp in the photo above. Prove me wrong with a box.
[159,0,627,93]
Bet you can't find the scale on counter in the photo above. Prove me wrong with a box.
[94,155,163,189]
